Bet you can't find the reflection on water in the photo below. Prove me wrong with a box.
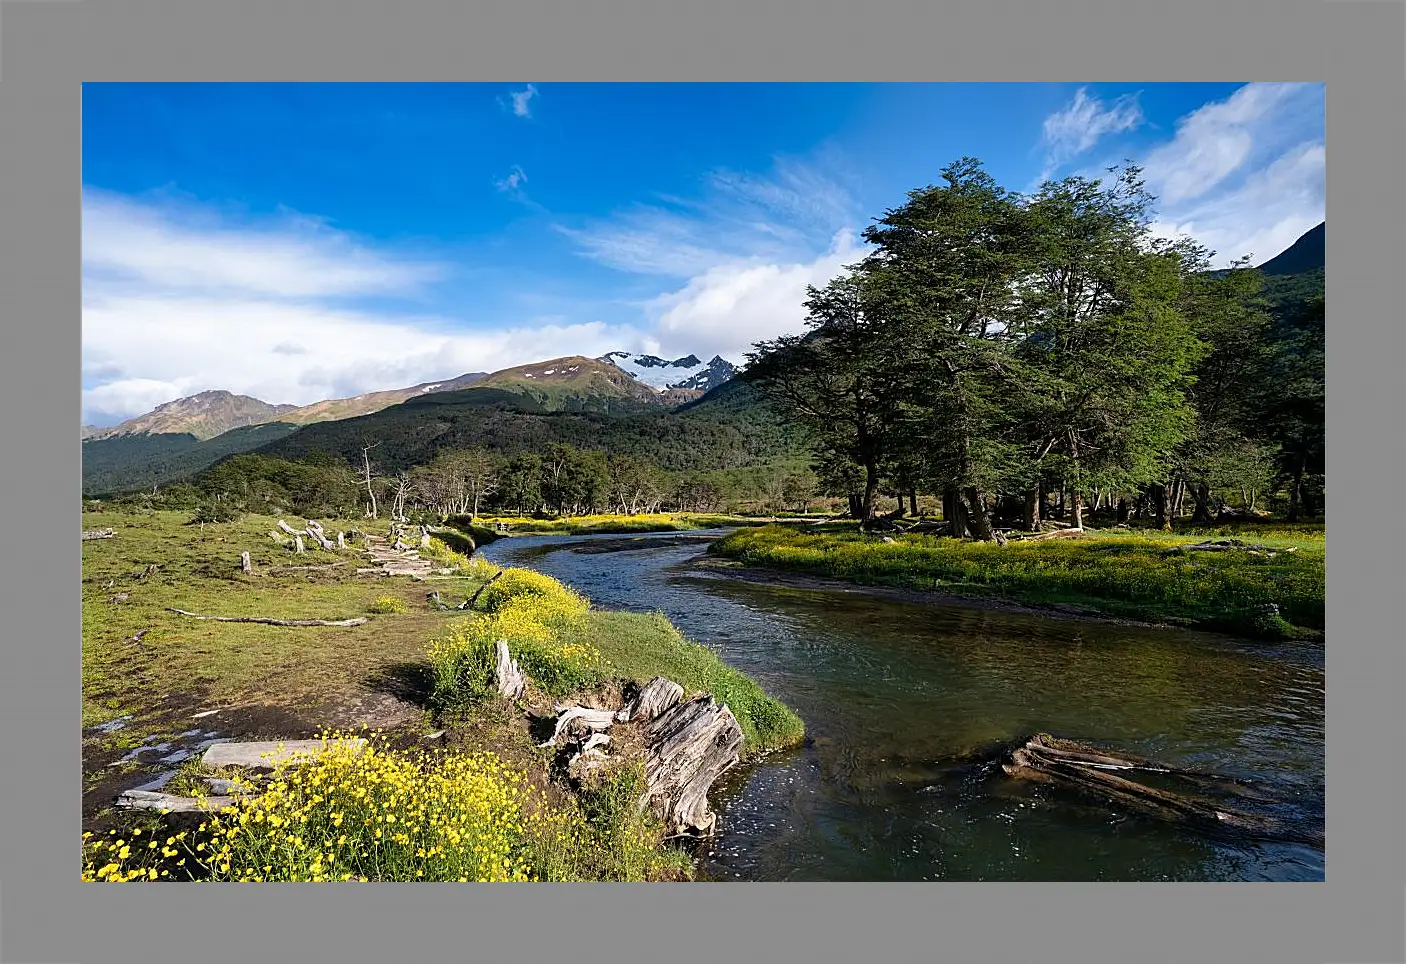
[479,530,1325,882]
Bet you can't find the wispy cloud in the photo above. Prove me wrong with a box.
[503,84,538,118]
[1141,82,1321,207]
[1141,83,1324,267]
[495,165,528,193]
[1037,87,1144,183]
[558,155,862,278]
[82,188,445,299]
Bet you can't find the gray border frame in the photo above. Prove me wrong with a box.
[3,1,1400,962]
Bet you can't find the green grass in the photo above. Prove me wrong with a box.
[81,509,483,728]
[711,522,1324,640]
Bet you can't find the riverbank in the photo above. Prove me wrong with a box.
[708,523,1325,640]
[81,509,803,882]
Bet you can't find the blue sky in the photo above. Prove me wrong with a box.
[81,82,1326,425]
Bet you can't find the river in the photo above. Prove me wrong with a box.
[477,528,1325,882]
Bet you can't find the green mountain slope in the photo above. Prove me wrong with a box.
[82,421,301,496]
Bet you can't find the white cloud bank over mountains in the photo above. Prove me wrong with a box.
[82,83,1323,426]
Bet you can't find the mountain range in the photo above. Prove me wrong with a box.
[81,351,744,494]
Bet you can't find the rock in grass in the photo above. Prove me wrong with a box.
[202,738,365,770]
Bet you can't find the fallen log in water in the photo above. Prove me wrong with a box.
[1003,734,1284,836]
[166,608,368,627]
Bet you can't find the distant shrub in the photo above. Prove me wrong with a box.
[189,500,244,524]
[368,595,411,615]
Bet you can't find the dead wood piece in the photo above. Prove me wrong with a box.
[167,607,368,627]
[108,593,131,604]
[1003,734,1277,835]
[539,706,617,747]
[294,535,305,554]
[640,696,744,835]
[615,676,685,723]
[276,519,301,535]
[240,551,253,574]
[494,640,527,701]
[115,789,235,813]
[466,569,505,610]
[337,532,346,549]
[82,528,115,541]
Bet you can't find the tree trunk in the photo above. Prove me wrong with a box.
[860,463,880,521]
[1056,487,1066,519]
[1092,489,1105,513]
[961,488,995,541]
[1071,491,1085,530]
[1150,483,1171,531]
[1171,478,1186,520]
[1190,482,1213,524]
[1115,498,1130,523]
[1022,486,1041,532]
[896,494,905,515]
[909,489,918,517]
[1285,454,1307,522]
[943,487,966,539]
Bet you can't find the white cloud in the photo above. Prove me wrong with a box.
[646,230,866,363]
[1142,82,1321,206]
[80,189,642,425]
[1038,87,1143,182]
[82,188,444,298]
[1136,83,1324,268]
[508,84,538,118]
[1148,140,1325,267]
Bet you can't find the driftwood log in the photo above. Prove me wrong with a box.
[1003,734,1283,836]
[540,706,618,747]
[494,640,526,700]
[82,528,115,541]
[640,696,744,835]
[167,607,368,627]
[305,521,336,551]
[1166,539,1293,556]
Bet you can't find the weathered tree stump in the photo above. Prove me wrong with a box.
[615,676,685,723]
[640,696,744,835]
[294,535,305,554]
[337,532,346,549]
[494,640,526,700]
[240,551,252,574]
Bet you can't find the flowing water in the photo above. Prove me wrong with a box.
[478,529,1325,882]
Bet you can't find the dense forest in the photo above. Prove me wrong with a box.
[744,159,1324,535]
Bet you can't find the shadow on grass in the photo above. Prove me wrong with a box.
[364,661,436,708]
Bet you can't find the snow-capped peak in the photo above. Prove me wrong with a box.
[599,351,739,393]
